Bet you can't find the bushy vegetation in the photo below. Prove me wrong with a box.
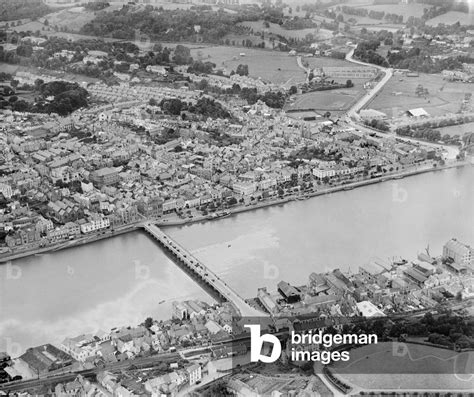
[354,40,389,67]
[80,5,287,44]
[83,1,110,12]
[364,118,389,131]
[389,312,474,349]
[281,16,317,30]
[0,80,88,115]
[387,48,467,74]
[396,114,474,143]
[187,60,215,75]
[354,38,473,73]
[159,97,232,120]
[0,0,50,22]
[239,88,286,109]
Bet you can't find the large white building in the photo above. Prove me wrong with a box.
[80,217,110,234]
[186,364,202,386]
[232,181,257,196]
[443,238,473,266]
[312,166,364,180]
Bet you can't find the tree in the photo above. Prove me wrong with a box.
[144,317,153,328]
[160,98,184,115]
[288,85,297,95]
[236,64,249,76]
[16,44,33,57]
[34,78,44,91]
[173,45,192,65]
[346,79,353,88]
[415,84,424,97]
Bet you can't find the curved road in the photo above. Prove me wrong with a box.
[343,47,459,159]
[345,47,393,119]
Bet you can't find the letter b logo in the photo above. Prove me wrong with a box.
[245,324,281,363]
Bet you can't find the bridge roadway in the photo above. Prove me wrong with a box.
[143,222,267,318]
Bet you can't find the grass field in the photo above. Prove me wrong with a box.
[305,56,367,69]
[366,73,470,118]
[332,342,473,391]
[436,122,474,137]
[361,3,428,19]
[9,20,45,33]
[426,11,474,26]
[39,7,100,31]
[190,46,307,85]
[286,88,362,112]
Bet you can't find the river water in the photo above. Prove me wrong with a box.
[0,166,473,355]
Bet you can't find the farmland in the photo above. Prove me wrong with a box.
[426,11,474,26]
[237,20,334,41]
[365,73,471,118]
[39,6,98,32]
[359,3,428,20]
[436,121,474,137]
[190,46,308,85]
[331,342,473,391]
[285,88,363,112]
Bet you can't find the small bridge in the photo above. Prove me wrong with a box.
[143,223,266,318]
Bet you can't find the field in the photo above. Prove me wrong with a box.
[332,342,473,391]
[190,46,307,85]
[356,24,401,33]
[366,73,471,118]
[238,20,333,41]
[426,11,474,26]
[38,7,101,31]
[305,57,366,69]
[436,121,474,137]
[361,3,428,19]
[8,20,45,33]
[286,88,362,112]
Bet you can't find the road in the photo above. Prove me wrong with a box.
[345,47,393,120]
[343,47,460,160]
[296,55,311,82]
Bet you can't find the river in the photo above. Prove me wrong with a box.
[0,166,473,355]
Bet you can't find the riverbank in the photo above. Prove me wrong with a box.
[0,222,144,263]
[156,160,471,227]
[0,160,470,263]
